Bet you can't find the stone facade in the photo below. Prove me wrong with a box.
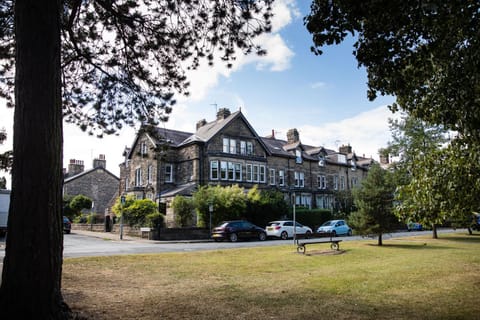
[120,108,374,226]
[64,155,120,220]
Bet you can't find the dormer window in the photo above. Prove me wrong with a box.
[295,150,302,164]
[351,159,357,171]
[318,155,325,167]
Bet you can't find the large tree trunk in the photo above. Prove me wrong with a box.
[0,1,70,318]
[432,224,438,239]
[378,233,383,246]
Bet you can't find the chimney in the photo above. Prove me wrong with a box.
[287,128,300,144]
[339,144,352,154]
[68,159,84,176]
[196,119,207,130]
[216,108,231,120]
[379,154,389,165]
[93,154,106,169]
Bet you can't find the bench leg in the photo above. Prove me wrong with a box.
[330,242,339,251]
[297,245,306,254]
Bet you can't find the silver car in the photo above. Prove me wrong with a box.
[266,220,313,240]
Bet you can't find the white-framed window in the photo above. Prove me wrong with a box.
[222,138,229,153]
[165,164,173,183]
[140,142,148,155]
[246,142,253,155]
[234,163,242,181]
[253,165,259,182]
[228,162,235,180]
[246,164,253,182]
[135,168,142,186]
[269,168,276,185]
[294,171,304,187]
[318,175,326,189]
[340,176,345,190]
[220,161,228,180]
[240,141,246,155]
[295,150,302,164]
[210,160,219,180]
[333,175,339,190]
[230,139,236,154]
[147,165,153,184]
[279,170,285,186]
[259,165,266,183]
[351,177,358,187]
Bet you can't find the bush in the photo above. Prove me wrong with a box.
[287,208,333,230]
[172,195,195,227]
[146,212,165,229]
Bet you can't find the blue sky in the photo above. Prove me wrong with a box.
[0,0,398,183]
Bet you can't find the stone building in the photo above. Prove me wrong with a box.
[63,154,120,220]
[120,108,373,226]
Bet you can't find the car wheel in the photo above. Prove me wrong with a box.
[347,229,352,236]
[229,233,238,242]
[280,231,288,240]
[65,230,71,234]
[305,231,312,239]
[258,232,267,241]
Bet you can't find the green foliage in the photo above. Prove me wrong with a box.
[112,196,162,228]
[306,1,480,141]
[351,163,397,245]
[146,212,165,229]
[172,195,195,227]
[287,208,332,230]
[395,140,480,232]
[63,194,93,220]
[245,186,289,227]
[193,185,289,228]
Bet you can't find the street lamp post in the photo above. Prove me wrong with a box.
[292,192,297,245]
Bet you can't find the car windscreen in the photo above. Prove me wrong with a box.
[321,221,334,226]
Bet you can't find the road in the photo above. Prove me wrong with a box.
[0,228,464,260]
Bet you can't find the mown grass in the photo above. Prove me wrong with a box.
[62,233,480,319]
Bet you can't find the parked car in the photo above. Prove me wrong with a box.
[63,216,72,234]
[471,213,480,231]
[407,222,423,231]
[266,220,313,240]
[211,220,267,242]
[316,219,352,236]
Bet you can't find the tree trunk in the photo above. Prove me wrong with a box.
[378,233,383,246]
[0,1,70,318]
[432,224,438,239]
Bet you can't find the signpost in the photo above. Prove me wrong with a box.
[120,195,125,240]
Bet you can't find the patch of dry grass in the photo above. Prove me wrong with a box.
[62,234,480,319]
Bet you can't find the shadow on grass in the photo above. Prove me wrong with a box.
[366,243,449,250]
[441,234,480,244]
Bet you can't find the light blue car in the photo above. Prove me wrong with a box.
[317,219,352,236]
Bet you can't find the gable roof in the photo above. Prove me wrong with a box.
[64,166,119,183]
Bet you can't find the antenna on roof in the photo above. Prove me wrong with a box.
[211,103,218,115]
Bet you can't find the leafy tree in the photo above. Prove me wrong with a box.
[0,128,12,185]
[350,163,396,246]
[305,0,480,142]
[172,195,195,227]
[383,113,448,186]
[125,199,160,227]
[0,1,273,317]
[395,142,480,237]
[245,186,289,227]
[193,184,247,227]
[62,194,93,220]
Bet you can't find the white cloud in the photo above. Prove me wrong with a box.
[283,106,400,160]
[310,81,327,89]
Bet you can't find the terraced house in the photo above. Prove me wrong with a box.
[119,108,374,226]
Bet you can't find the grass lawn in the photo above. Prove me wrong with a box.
[62,233,480,319]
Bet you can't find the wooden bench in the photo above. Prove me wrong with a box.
[296,237,342,254]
